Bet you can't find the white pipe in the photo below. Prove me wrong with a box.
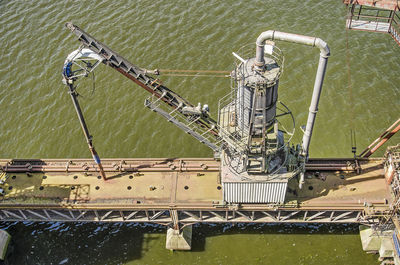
[255,30,330,160]
[232,52,247,64]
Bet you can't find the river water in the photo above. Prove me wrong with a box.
[0,0,399,264]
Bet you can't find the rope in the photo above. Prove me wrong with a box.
[75,71,96,101]
[159,69,230,74]
[346,28,355,154]
[162,73,229,78]
[90,71,96,97]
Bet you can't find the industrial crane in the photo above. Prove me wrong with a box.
[62,23,228,179]
[62,22,329,203]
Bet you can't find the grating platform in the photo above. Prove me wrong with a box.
[347,19,391,32]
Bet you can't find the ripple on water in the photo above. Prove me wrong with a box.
[0,0,397,264]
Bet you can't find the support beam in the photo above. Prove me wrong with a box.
[360,118,400,157]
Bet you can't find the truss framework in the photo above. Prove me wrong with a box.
[0,208,384,225]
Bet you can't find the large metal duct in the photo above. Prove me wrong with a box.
[254,30,330,160]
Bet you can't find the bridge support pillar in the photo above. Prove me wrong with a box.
[166,225,192,251]
[0,229,11,260]
[359,225,394,261]
[166,209,192,250]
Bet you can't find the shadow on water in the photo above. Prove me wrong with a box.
[190,222,360,252]
[0,222,162,265]
[0,221,362,264]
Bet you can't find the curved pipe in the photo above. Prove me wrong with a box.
[255,30,330,161]
[255,31,330,66]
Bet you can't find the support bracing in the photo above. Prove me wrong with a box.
[0,208,384,224]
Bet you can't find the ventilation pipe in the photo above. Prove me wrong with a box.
[255,30,330,160]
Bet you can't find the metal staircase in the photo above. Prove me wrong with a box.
[144,95,222,152]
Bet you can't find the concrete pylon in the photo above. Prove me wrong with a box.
[359,225,393,257]
[0,229,11,260]
[166,225,192,251]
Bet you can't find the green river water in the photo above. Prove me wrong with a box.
[0,0,399,264]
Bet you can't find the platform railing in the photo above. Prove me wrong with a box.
[346,4,400,46]
[389,11,400,45]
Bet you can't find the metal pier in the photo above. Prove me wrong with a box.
[0,158,390,225]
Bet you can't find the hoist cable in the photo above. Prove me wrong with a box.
[161,73,229,78]
[346,28,356,155]
[159,69,230,74]
[156,68,231,78]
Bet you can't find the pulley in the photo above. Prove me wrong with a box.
[62,48,103,84]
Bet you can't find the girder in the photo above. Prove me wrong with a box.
[0,208,383,224]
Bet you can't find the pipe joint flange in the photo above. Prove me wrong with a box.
[256,42,265,48]
[254,61,265,67]
[320,53,330,59]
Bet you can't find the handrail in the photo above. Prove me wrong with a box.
[359,119,400,158]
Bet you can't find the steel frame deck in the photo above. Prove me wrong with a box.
[0,208,383,225]
[0,157,391,226]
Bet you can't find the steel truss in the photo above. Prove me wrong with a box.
[0,208,383,225]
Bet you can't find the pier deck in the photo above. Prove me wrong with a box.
[0,158,391,224]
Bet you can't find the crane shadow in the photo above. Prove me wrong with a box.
[105,157,179,180]
[286,165,387,204]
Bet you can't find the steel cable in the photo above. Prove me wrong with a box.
[157,69,231,78]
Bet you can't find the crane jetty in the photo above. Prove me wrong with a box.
[0,2,399,262]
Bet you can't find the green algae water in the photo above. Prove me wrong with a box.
[0,222,378,265]
[0,0,399,264]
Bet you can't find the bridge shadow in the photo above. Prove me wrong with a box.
[0,221,363,264]
[0,222,167,265]
[191,222,361,252]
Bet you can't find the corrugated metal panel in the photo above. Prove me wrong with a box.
[237,84,253,132]
[223,182,287,203]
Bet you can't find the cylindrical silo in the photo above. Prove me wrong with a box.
[235,56,281,137]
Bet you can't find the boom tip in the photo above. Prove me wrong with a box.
[65,22,75,31]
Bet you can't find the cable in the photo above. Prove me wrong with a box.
[156,69,231,78]
[346,28,356,156]
[159,69,230,74]
[162,74,229,78]
[90,71,96,97]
